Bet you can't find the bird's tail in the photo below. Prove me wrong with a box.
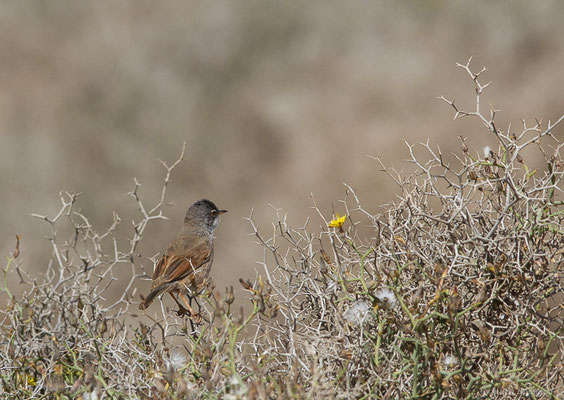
[138,282,175,310]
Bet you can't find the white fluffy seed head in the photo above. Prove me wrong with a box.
[442,354,459,369]
[326,276,338,293]
[374,287,398,310]
[483,145,491,158]
[344,300,372,326]
[167,351,186,372]
[83,390,99,400]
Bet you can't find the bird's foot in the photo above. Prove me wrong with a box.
[175,306,189,317]
[175,305,203,323]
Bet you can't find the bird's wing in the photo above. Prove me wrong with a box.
[152,238,213,286]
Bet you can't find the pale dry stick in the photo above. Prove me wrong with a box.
[342,184,375,222]
[515,119,543,143]
[411,142,475,228]
[128,142,187,255]
[515,115,564,150]
[445,58,500,129]
[72,211,121,273]
[442,59,564,172]
[105,264,138,312]
[246,210,307,368]
[245,208,276,286]
[405,141,446,200]
[31,192,80,290]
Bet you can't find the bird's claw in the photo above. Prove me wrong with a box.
[175,306,189,317]
[175,306,202,323]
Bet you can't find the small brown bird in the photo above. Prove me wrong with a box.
[138,199,227,317]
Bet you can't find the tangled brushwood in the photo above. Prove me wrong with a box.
[1,59,563,399]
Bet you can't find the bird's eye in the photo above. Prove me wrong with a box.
[211,210,217,216]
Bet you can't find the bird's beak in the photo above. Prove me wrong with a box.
[218,209,228,215]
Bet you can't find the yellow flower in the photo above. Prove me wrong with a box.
[328,213,346,229]
[26,375,36,386]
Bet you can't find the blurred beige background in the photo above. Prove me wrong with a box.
[1,1,563,304]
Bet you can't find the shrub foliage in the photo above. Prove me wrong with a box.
[1,59,562,399]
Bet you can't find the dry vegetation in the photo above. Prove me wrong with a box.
[1,60,563,399]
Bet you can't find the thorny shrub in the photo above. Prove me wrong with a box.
[1,58,563,399]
